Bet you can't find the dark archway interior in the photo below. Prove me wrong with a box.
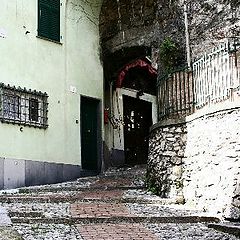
[103,46,151,87]
[122,67,157,95]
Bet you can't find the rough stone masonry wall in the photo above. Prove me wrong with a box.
[147,122,187,202]
[100,0,240,60]
[100,0,186,58]
[187,0,240,59]
[183,108,240,219]
[148,108,240,219]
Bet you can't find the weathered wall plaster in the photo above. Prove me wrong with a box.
[0,0,103,166]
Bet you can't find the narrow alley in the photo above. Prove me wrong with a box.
[0,165,238,240]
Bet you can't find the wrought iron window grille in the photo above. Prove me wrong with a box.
[0,83,48,129]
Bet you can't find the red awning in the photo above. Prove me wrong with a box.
[116,59,157,88]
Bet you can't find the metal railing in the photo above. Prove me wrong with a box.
[157,39,240,121]
[193,39,240,108]
[157,67,194,120]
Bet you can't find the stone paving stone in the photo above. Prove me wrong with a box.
[0,227,22,240]
[77,223,158,240]
[13,224,83,240]
[90,178,133,188]
[71,203,134,218]
[147,223,239,240]
[76,190,124,201]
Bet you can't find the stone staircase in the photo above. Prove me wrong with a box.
[0,165,238,239]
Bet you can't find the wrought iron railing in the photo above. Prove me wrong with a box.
[193,39,240,108]
[157,39,240,121]
[157,67,194,120]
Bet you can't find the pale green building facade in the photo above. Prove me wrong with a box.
[0,0,103,189]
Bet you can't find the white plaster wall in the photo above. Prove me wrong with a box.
[0,0,103,165]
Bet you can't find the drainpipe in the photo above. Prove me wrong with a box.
[184,1,191,69]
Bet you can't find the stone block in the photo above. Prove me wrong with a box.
[4,159,25,189]
[25,160,46,187]
[0,158,4,190]
[44,162,63,185]
[63,164,81,182]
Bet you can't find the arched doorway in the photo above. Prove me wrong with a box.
[117,59,157,165]
[106,58,157,167]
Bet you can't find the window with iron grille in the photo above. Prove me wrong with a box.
[38,0,60,42]
[0,83,48,129]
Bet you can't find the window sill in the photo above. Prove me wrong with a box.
[36,35,62,45]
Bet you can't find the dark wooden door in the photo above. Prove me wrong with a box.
[123,95,152,165]
[81,97,99,170]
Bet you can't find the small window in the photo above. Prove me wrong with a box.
[0,84,48,129]
[38,0,60,42]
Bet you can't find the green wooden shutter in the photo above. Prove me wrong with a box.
[38,0,60,42]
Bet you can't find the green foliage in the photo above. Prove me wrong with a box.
[145,172,160,195]
[159,37,180,72]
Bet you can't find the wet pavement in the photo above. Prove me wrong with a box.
[0,165,239,239]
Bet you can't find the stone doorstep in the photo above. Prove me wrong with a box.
[10,216,220,225]
[208,223,240,237]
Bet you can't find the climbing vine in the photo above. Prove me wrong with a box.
[159,37,180,72]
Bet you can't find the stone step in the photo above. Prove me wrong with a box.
[12,176,145,194]
[16,185,146,194]
[0,195,176,204]
[11,216,220,225]
[208,223,240,238]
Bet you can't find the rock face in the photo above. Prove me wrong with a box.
[100,0,185,54]
[148,108,240,219]
[100,0,239,66]
[187,0,240,59]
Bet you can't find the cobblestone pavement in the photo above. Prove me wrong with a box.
[0,165,239,240]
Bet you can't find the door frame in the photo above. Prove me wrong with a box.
[111,88,157,165]
[122,95,153,165]
[80,95,102,173]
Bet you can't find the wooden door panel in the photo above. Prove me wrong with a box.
[123,95,152,165]
[81,97,98,170]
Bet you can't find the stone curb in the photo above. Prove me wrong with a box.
[13,185,146,194]
[11,216,220,225]
[208,223,240,238]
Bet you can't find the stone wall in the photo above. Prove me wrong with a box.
[100,0,240,64]
[183,108,240,219]
[148,107,240,219]
[100,0,185,54]
[147,120,187,202]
